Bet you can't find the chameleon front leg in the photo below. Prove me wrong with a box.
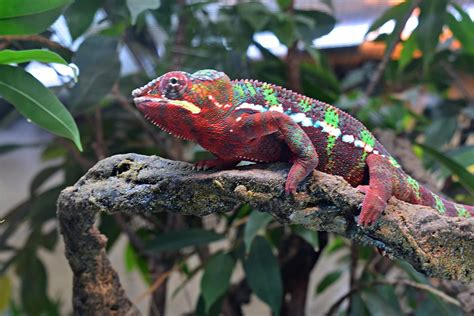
[239,111,319,193]
[358,154,394,226]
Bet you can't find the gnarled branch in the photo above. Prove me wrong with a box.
[57,153,474,314]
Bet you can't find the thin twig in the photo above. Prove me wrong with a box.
[0,35,73,55]
[325,279,461,315]
[135,265,179,303]
[365,0,422,96]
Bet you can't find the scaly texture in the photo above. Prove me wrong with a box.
[132,69,474,226]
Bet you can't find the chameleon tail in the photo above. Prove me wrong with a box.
[359,155,473,225]
[415,185,473,218]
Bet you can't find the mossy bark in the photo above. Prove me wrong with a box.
[57,153,474,314]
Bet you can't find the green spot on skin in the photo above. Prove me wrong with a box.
[360,151,368,165]
[326,135,337,170]
[455,205,471,218]
[388,156,401,168]
[324,107,339,127]
[246,82,256,96]
[406,176,421,200]
[326,136,336,155]
[299,98,312,112]
[357,130,375,166]
[323,108,340,169]
[432,194,446,214]
[235,84,245,98]
[262,84,279,106]
[360,130,375,147]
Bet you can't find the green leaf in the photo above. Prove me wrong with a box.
[0,4,70,35]
[350,293,371,316]
[294,10,336,43]
[0,49,68,65]
[244,211,273,253]
[277,0,292,10]
[0,0,71,18]
[195,294,224,316]
[16,252,51,314]
[324,236,346,254]
[30,165,62,196]
[446,4,474,54]
[272,13,296,46]
[446,146,474,170]
[64,0,104,40]
[127,0,160,25]
[398,35,417,72]
[0,275,12,311]
[315,270,342,294]
[201,253,236,313]
[361,289,400,316]
[145,228,224,253]
[69,36,120,113]
[124,243,139,272]
[243,236,282,315]
[423,116,457,148]
[416,143,474,194]
[367,1,410,33]
[292,225,319,250]
[236,2,271,32]
[0,65,82,151]
[415,0,448,69]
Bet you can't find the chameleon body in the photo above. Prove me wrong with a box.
[132,69,474,226]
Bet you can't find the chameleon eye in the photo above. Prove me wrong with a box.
[159,72,189,99]
[169,77,178,85]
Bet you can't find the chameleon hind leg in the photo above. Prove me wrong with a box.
[358,154,394,226]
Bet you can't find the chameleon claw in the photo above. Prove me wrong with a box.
[356,185,370,194]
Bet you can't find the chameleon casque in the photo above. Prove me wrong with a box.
[132,69,474,226]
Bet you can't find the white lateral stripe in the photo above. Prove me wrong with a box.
[342,134,355,143]
[269,104,284,113]
[318,121,341,138]
[354,140,365,148]
[236,102,265,112]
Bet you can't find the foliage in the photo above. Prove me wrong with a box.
[0,0,473,314]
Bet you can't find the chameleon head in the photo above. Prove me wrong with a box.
[132,69,233,140]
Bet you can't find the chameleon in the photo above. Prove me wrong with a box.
[132,69,474,226]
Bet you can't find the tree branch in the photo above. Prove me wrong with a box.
[57,153,474,314]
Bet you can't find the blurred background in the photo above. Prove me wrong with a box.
[0,0,473,315]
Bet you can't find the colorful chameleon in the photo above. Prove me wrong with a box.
[132,69,474,226]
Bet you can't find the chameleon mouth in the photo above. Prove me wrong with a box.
[133,96,201,114]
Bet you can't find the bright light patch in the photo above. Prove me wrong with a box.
[314,23,369,48]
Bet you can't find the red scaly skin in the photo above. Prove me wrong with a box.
[132,69,474,226]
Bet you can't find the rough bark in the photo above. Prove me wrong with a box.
[57,153,474,314]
